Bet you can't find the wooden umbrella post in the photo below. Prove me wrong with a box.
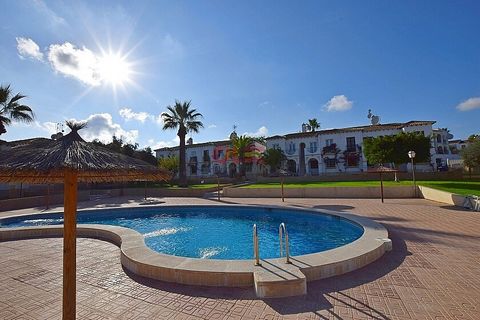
[63,169,78,320]
[281,175,285,202]
[144,180,147,201]
[380,172,384,203]
[46,184,50,210]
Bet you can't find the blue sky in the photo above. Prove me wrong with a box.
[1,0,479,149]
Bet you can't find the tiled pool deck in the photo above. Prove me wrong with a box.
[1,196,479,319]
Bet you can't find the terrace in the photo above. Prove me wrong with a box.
[1,195,479,319]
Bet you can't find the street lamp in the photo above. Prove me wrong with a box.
[408,151,416,197]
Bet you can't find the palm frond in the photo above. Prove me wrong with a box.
[0,115,11,125]
[0,85,11,104]
[8,93,28,105]
[66,120,87,132]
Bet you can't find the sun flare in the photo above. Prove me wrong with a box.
[97,53,132,86]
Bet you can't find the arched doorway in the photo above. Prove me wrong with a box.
[287,159,297,175]
[228,163,237,178]
[308,158,319,176]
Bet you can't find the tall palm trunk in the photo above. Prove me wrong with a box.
[178,127,187,187]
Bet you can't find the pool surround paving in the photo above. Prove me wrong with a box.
[0,204,390,298]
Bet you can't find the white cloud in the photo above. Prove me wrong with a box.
[258,101,270,107]
[118,108,164,125]
[456,97,480,111]
[69,113,138,143]
[244,126,268,137]
[119,108,150,122]
[31,0,67,27]
[47,42,102,86]
[322,95,353,112]
[16,37,43,61]
[161,34,184,58]
[208,124,217,129]
[148,137,178,150]
[39,121,58,135]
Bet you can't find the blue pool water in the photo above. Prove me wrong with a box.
[0,206,363,260]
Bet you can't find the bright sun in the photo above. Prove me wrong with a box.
[97,53,132,86]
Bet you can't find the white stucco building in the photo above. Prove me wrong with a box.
[266,121,459,175]
[448,139,470,154]
[155,135,266,178]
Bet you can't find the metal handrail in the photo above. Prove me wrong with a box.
[279,223,291,263]
[253,224,260,266]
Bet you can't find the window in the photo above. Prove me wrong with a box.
[287,142,296,154]
[190,150,196,156]
[325,158,336,168]
[272,143,280,149]
[346,137,356,152]
[309,141,317,153]
[203,150,210,162]
[346,154,359,167]
[436,135,442,143]
[218,150,224,159]
[326,139,333,147]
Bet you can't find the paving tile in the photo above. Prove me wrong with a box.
[1,197,480,319]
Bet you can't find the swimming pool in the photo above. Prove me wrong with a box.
[0,205,363,260]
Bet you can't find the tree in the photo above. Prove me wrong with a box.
[161,100,203,187]
[91,136,157,165]
[0,84,34,136]
[261,147,286,174]
[363,132,431,167]
[461,139,480,177]
[308,118,320,132]
[158,155,180,177]
[229,135,262,177]
[468,134,480,142]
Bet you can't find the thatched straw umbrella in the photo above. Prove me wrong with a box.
[0,122,170,319]
[367,165,399,203]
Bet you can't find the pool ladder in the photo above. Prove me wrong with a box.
[253,222,291,265]
[253,224,260,265]
[279,223,291,263]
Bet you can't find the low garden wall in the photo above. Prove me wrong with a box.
[418,186,470,207]
[0,187,220,212]
[223,185,416,198]
[254,171,462,184]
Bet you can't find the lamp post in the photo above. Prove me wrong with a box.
[408,151,416,197]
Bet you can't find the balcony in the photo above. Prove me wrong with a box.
[345,144,362,153]
[322,144,337,154]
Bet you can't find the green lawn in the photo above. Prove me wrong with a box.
[241,180,480,196]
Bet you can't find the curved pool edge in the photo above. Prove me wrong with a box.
[0,204,391,297]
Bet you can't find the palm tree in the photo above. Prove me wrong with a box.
[161,100,203,187]
[0,85,34,135]
[262,147,286,174]
[308,118,320,132]
[229,135,261,177]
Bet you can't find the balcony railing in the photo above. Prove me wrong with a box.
[322,144,337,154]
